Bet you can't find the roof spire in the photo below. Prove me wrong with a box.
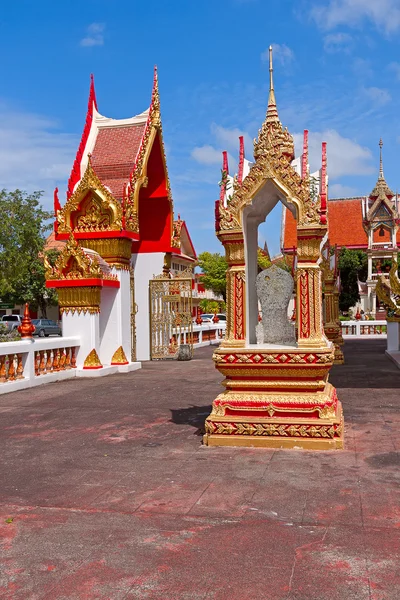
[151,65,160,119]
[266,45,279,123]
[89,73,98,112]
[379,138,384,179]
[368,138,395,199]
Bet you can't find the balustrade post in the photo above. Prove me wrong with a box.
[0,356,6,383]
[8,355,16,381]
[16,354,24,379]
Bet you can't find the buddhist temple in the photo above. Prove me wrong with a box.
[46,69,197,365]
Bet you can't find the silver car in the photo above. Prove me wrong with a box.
[32,319,62,337]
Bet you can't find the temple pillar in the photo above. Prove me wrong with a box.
[296,227,329,349]
[321,250,345,365]
[222,234,246,348]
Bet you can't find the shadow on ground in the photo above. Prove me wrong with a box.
[170,405,211,434]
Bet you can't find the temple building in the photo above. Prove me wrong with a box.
[46,69,197,365]
[282,140,400,318]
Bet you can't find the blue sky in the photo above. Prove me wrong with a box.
[1,0,400,256]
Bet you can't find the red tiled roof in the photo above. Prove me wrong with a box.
[283,198,370,250]
[44,231,66,252]
[91,124,146,199]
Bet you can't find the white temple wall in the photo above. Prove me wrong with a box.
[62,311,100,368]
[118,269,132,360]
[132,252,165,361]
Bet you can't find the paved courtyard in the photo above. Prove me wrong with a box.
[0,339,399,600]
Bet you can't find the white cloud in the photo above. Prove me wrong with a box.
[323,32,353,52]
[261,44,294,65]
[0,102,77,208]
[293,129,374,179]
[210,124,253,154]
[388,62,400,80]
[311,0,400,34]
[329,182,358,197]
[352,57,373,78]
[363,86,391,105]
[191,124,253,173]
[191,145,224,165]
[80,23,105,47]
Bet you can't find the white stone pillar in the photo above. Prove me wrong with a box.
[62,312,101,368]
[98,270,132,365]
[368,256,373,280]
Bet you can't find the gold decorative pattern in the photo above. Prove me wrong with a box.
[57,158,122,234]
[205,420,340,440]
[57,287,101,315]
[225,242,245,264]
[45,233,117,282]
[83,348,102,369]
[213,349,334,365]
[79,238,132,270]
[111,346,129,365]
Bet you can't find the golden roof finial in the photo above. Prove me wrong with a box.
[266,45,279,123]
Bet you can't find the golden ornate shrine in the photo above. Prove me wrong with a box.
[203,47,344,449]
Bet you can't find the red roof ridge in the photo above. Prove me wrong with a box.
[67,74,97,198]
[329,196,365,202]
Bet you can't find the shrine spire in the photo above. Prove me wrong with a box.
[369,138,395,199]
[379,138,384,180]
[266,45,279,123]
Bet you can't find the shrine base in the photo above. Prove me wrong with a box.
[203,345,344,450]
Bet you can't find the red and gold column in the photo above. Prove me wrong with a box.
[222,234,246,348]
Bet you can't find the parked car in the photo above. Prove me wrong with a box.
[193,313,227,326]
[0,315,23,331]
[199,313,227,322]
[32,319,62,337]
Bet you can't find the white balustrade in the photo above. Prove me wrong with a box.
[173,323,225,348]
[0,337,80,394]
[341,320,387,337]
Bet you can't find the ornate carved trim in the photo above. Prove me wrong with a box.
[57,287,101,315]
[57,158,122,234]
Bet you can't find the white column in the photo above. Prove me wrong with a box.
[62,312,100,368]
[368,256,373,280]
[98,270,132,365]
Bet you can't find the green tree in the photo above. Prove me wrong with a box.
[257,248,271,270]
[338,248,368,312]
[0,189,58,316]
[199,299,226,313]
[197,252,228,301]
